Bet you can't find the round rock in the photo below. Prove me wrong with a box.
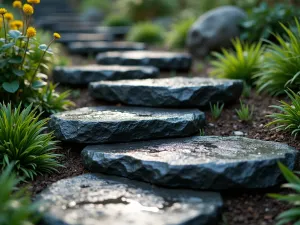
[89,77,243,108]
[53,65,160,86]
[82,136,298,190]
[68,41,146,55]
[96,51,192,71]
[49,106,205,144]
[37,174,223,225]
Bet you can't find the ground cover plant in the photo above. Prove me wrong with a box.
[103,14,132,27]
[209,39,264,84]
[0,2,73,114]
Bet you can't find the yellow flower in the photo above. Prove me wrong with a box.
[0,18,2,28]
[13,1,22,8]
[11,20,23,29]
[23,4,34,15]
[53,32,61,39]
[4,13,14,21]
[27,0,40,4]
[26,26,36,38]
[0,8,7,15]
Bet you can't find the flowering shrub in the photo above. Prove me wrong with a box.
[0,1,73,114]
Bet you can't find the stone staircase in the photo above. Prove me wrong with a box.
[35,1,298,225]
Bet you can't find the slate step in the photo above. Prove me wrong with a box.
[89,77,243,108]
[49,106,205,144]
[96,51,192,71]
[95,26,131,39]
[68,41,146,55]
[57,33,113,45]
[82,136,298,190]
[53,65,160,86]
[37,174,222,225]
[54,26,98,34]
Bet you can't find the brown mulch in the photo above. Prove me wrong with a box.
[30,58,300,225]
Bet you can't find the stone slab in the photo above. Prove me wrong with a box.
[96,51,192,71]
[53,65,160,86]
[82,136,298,190]
[68,42,146,55]
[49,106,205,144]
[57,33,113,45]
[37,174,223,225]
[89,77,243,108]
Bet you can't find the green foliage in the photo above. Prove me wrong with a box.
[255,21,300,96]
[103,14,132,27]
[127,22,165,44]
[242,82,252,98]
[210,39,264,84]
[240,3,300,43]
[0,28,74,114]
[235,100,253,121]
[0,165,40,225]
[166,17,195,49]
[269,162,300,225]
[80,0,111,14]
[210,102,224,120]
[117,0,178,21]
[199,129,205,136]
[267,90,300,137]
[0,103,61,179]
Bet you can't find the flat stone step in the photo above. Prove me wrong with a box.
[96,51,192,71]
[82,136,298,190]
[68,42,146,55]
[37,174,222,225]
[49,106,205,144]
[57,33,113,45]
[53,65,160,86]
[53,26,99,34]
[89,77,243,108]
[95,26,130,39]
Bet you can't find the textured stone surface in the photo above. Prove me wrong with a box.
[82,136,298,190]
[53,65,159,86]
[37,174,223,225]
[49,106,205,144]
[96,51,192,71]
[187,6,247,57]
[68,42,146,55]
[96,26,131,39]
[89,77,243,107]
[57,33,112,44]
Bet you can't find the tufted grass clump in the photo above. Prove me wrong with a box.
[269,162,300,225]
[210,102,224,120]
[0,165,41,225]
[255,20,300,96]
[166,17,195,49]
[103,14,132,27]
[210,39,264,84]
[0,103,61,179]
[235,100,254,122]
[266,90,300,138]
[127,22,165,45]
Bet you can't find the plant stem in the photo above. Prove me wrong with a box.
[2,15,7,43]
[21,37,30,69]
[31,39,54,83]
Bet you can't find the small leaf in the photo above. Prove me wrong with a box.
[12,68,25,77]
[2,80,19,93]
[8,56,23,64]
[0,42,15,51]
[8,30,22,39]
[32,80,47,89]
[38,44,48,51]
[36,73,48,79]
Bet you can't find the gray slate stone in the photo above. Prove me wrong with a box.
[57,33,113,45]
[49,106,205,144]
[53,65,160,86]
[96,51,192,71]
[89,77,243,108]
[187,6,247,57]
[68,42,146,55]
[37,174,223,225]
[82,136,298,190]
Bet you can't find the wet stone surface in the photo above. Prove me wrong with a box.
[57,33,113,45]
[82,136,298,190]
[68,42,146,55]
[37,174,223,225]
[49,106,205,144]
[53,65,159,86]
[96,51,192,71]
[89,77,243,108]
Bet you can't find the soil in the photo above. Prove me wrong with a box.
[31,56,299,225]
